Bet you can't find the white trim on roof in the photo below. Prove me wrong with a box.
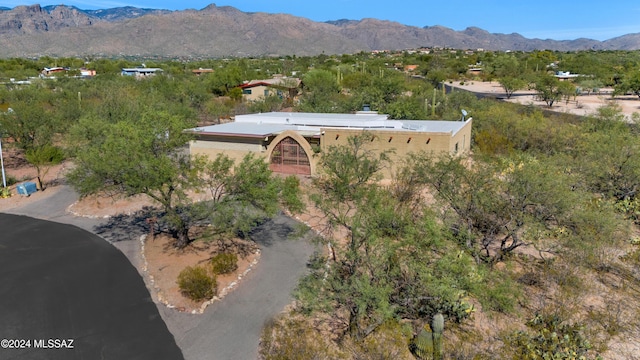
[188,112,470,138]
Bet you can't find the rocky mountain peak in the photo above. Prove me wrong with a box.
[0,3,638,57]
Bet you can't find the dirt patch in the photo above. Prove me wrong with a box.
[143,233,260,313]
[67,193,156,219]
[0,147,68,211]
[450,81,640,120]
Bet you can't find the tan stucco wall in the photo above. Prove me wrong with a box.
[319,119,472,177]
[190,119,472,179]
[450,118,473,155]
[190,132,318,173]
[190,136,266,164]
[242,85,270,102]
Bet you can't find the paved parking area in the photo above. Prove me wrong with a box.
[0,213,184,360]
[1,186,317,360]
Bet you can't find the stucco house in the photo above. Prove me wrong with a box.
[238,77,302,102]
[187,111,472,178]
[192,68,214,76]
[41,67,69,76]
[121,68,163,77]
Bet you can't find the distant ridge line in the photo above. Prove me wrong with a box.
[0,3,638,58]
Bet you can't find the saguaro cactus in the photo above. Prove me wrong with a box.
[432,313,444,360]
[412,313,445,360]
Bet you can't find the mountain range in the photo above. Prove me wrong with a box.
[1,4,639,58]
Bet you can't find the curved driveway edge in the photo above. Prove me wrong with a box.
[2,186,317,360]
[178,216,316,360]
[0,213,184,360]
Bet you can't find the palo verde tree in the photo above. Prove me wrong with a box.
[533,73,563,107]
[490,53,528,99]
[67,106,203,248]
[297,69,341,113]
[24,144,65,191]
[296,133,478,340]
[197,152,304,242]
[405,153,577,264]
[615,69,640,98]
[67,101,302,249]
[0,84,59,151]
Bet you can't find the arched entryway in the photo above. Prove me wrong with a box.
[269,137,311,175]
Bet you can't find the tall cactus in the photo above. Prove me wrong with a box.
[432,313,444,360]
[412,313,445,360]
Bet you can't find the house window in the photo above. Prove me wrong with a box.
[454,142,459,153]
[242,89,252,94]
[264,89,270,96]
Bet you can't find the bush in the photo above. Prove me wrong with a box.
[505,314,597,359]
[0,186,11,198]
[260,316,342,360]
[177,266,217,301]
[210,253,238,275]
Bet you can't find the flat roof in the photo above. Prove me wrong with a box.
[190,122,294,138]
[188,112,470,138]
[121,68,163,72]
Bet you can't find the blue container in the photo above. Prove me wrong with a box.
[17,181,38,196]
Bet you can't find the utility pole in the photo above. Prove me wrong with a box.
[0,134,6,188]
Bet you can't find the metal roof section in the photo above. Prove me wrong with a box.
[400,120,469,134]
[121,68,164,76]
[235,112,392,127]
[188,112,470,137]
[189,122,294,137]
[239,77,302,88]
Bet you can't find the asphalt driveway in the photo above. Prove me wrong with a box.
[2,186,316,360]
[0,213,184,360]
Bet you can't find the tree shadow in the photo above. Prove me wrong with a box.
[93,206,160,243]
[248,214,297,247]
[94,207,308,249]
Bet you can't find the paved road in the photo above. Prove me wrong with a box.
[0,213,183,360]
[3,186,316,360]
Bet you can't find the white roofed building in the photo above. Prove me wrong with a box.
[186,111,472,177]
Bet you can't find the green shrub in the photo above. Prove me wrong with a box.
[177,266,217,301]
[477,275,519,313]
[210,253,238,275]
[260,316,342,360]
[505,313,598,360]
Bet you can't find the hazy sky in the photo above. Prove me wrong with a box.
[4,1,639,41]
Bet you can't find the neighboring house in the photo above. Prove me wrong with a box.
[238,77,302,102]
[39,67,95,79]
[187,111,472,178]
[467,65,483,75]
[404,64,419,73]
[554,71,581,81]
[121,68,163,77]
[192,68,214,76]
[41,67,69,76]
[80,68,96,77]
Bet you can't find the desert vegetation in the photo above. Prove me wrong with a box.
[1,50,640,358]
